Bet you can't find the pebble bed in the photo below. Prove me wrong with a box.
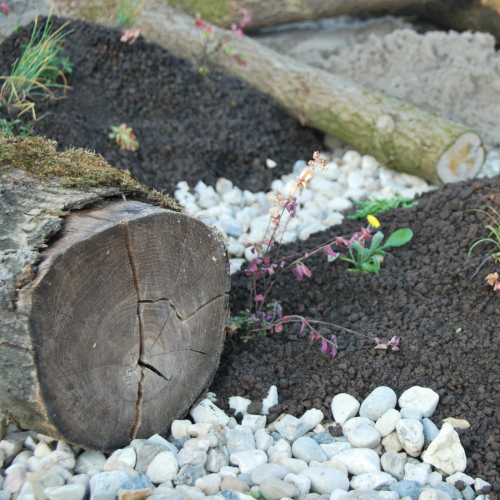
[0,385,494,500]
[172,149,500,275]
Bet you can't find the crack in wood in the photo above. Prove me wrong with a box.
[130,368,144,440]
[138,361,172,382]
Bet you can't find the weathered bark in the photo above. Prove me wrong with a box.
[167,0,435,30]
[0,168,229,451]
[388,0,500,45]
[137,4,485,184]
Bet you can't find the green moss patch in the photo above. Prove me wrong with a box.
[166,0,230,25]
[0,132,182,212]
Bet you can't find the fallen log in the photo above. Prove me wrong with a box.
[137,4,485,185]
[388,0,500,45]
[0,134,230,451]
[167,0,435,31]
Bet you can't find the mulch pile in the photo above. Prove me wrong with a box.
[212,175,500,492]
[0,18,322,194]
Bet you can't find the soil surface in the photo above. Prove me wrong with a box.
[212,175,500,492]
[0,18,322,194]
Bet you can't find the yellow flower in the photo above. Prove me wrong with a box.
[367,215,380,228]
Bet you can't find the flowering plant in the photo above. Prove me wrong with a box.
[337,215,413,274]
[0,3,9,16]
[194,9,250,76]
[485,272,500,291]
[120,28,140,45]
[109,123,139,151]
[226,152,402,357]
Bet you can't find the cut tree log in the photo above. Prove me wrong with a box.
[0,135,230,451]
[387,0,500,45]
[167,0,435,31]
[137,4,485,185]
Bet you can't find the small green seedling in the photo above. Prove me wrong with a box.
[109,123,139,151]
[348,193,418,220]
[116,0,145,29]
[338,228,414,274]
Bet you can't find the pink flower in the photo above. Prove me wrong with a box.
[387,335,401,351]
[254,294,264,301]
[0,3,9,14]
[310,330,321,345]
[320,340,330,353]
[275,323,283,333]
[293,262,311,281]
[330,335,338,358]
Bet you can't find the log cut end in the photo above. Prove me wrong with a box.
[436,132,485,184]
[16,200,230,451]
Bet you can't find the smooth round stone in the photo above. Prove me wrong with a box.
[241,415,266,434]
[381,432,403,453]
[333,449,380,476]
[105,447,136,470]
[74,451,106,475]
[259,478,300,500]
[378,491,400,500]
[195,473,222,495]
[230,450,268,474]
[314,434,334,445]
[331,394,360,426]
[347,424,381,449]
[45,484,86,500]
[360,387,397,421]
[422,419,439,442]
[300,409,325,431]
[398,387,439,418]
[321,459,348,476]
[190,400,230,426]
[343,418,375,437]
[176,484,205,500]
[176,448,207,468]
[404,463,428,485]
[292,437,328,463]
[381,451,405,481]
[280,458,308,474]
[206,448,229,473]
[146,452,179,483]
[284,472,311,496]
[320,442,353,460]
[349,471,397,490]
[331,489,349,500]
[461,485,475,500]
[342,490,386,500]
[301,466,349,495]
[275,415,309,442]
[396,419,424,457]
[251,464,291,485]
[400,409,422,421]
[376,410,401,438]
[220,476,250,493]
[255,430,274,452]
[390,480,422,500]
[225,429,256,454]
[89,471,129,497]
[432,481,463,500]
[237,473,255,488]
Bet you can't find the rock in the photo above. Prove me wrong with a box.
[327,197,353,212]
[398,387,439,418]
[254,430,274,453]
[105,448,137,471]
[320,442,353,460]
[262,387,279,416]
[230,450,268,474]
[38,449,75,471]
[3,465,26,493]
[190,400,230,426]
[432,482,463,500]
[34,442,53,458]
[426,472,444,488]
[376,410,401,438]
[474,479,491,493]
[332,448,380,475]
[219,466,239,479]
[0,492,11,500]
[37,471,65,489]
[446,474,474,487]
[251,463,290,485]
[229,397,252,417]
[300,410,324,431]
[350,471,397,490]
[0,440,22,461]
[216,178,234,195]
[186,424,214,439]
[320,459,348,476]
[206,448,229,473]
[343,418,376,437]
[381,451,405,481]
[421,419,439,443]
[13,451,33,466]
[396,420,424,457]
[176,448,207,468]
[331,394,360,426]
[67,473,90,490]
[389,480,422,500]
[461,486,475,500]
[284,472,311,496]
[280,457,308,474]
[292,437,328,463]
[131,441,166,474]
[347,425,381,449]
[195,473,222,495]
[16,481,35,500]
[90,471,129,498]
[146,452,179,483]
[381,432,403,453]
[422,424,466,475]
[275,415,309,442]
[153,489,185,500]
[118,488,153,500]
[172,420,192,440]
[400,409,422,421]
[174,465,206,487]
[241,415,266,434]
[259,478,299,500]
[172,437,190,451]
[0,448,4,468]
[344,493,386,500]
[226,430,255,455]
[45,484,86,500]
[404,463,428,485]
[301,466,349,494]
[314,434,334,445]
[378,491,400,500]
[441,419,470,431]
[176,485,205,500]
[331,489,349,500]
[418,491,442,500]
[220,476,250,492]
[360,387,397,421]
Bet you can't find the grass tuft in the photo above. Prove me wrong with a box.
[0,132,182,212]
[116,0,145,28]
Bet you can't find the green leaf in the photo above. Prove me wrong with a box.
[362,256,380,274]
[382,228,413,248]
[370,231,384,251]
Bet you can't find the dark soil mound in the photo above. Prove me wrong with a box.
[212,175,500,491]
[0,18,322,194]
